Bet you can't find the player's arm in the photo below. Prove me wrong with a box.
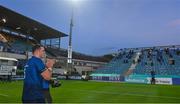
[41,59,55,80]
[41,68,52,80]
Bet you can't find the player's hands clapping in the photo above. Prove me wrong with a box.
[46,59,55,70]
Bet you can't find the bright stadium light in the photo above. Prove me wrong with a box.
[2,18,6,23]
[0,18,6,24]
[71,0,81,4]
[69,0,84,7]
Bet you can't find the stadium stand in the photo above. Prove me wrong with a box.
[0,5,69,80]
[0,32,35,54]
[133,47,180,76]
[91,50,135,76]
[90,46,180,81]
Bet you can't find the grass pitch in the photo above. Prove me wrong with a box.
[0,80,180,103]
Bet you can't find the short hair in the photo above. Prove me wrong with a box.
[32,44,44,53]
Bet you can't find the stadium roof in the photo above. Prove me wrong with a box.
[0,5,68,40]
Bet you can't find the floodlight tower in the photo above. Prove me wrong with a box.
[67,0,79,75]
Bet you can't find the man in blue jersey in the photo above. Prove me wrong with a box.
[22,45,55,103]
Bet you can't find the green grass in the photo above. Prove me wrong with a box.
[0,80,180,103]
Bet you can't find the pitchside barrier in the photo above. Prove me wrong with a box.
[125,74,180,85]
[10,74,180,85]
[90,74,124,81]
[90,74,180,85]
[57,75,82,80]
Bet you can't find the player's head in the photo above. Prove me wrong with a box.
[32,44,45,58]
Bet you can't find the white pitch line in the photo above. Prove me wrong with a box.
[70,89,180,100]
[0,93,9,97]
[123,93,180,100]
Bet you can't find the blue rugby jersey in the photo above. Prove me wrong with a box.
[22,56,46,101]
